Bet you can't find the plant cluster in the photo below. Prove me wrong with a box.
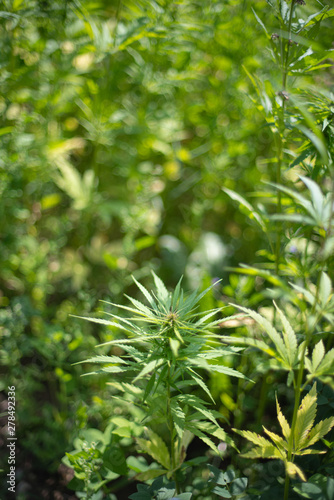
[1,0,334,498]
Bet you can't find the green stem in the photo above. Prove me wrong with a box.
[284,271,323,500]
[167,364,180,493]
[275,0,295,278]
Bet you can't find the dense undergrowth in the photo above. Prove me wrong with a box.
[1,0,334,499]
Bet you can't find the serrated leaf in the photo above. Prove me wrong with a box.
[177,394,219,426]
[82,365,133,376]
[275,303,298,368]
[262,426,287,452]
[302,417,334,448]
[107,381,143,396]
[233,429,273,448]
[133,276,157,310]
[151,271,170,304]
[286,461,306,482]
[315,348,334,376]
[312,340,325,372]
[220,335,278,359]
[172,276,183,311]
[136,430,170,470]
[295,383,317,450]
[133,358,165,383]
[126,295,155,317]
[185,424,218,452]
[170,399,185,438]
[206,364,250,381]
[72,315,129,331]
[277,397,291,441]
[319,272,332,307]
[232,304,288,366]
[241,445,281,460]
[75,355,128,365]
[186,368,215,403]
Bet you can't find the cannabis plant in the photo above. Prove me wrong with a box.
[234,383,334,482]
[76,272,247,494]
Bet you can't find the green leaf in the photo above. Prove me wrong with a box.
[151,271,170,305]
[222,187,266,230]
[277,396,291,441]
[133,358,165,383]
[220,335,278,359]
[311,340,325,373]
[252,8,268,35]
[302,417,334,448]
[315,348,334,376]
[133,276,157,310]
[186,368,215,403]
[295,383,318,450]
[319,272,332,307]
[286,461,306,482]
[103,445,128,475]
[178,394,219,426]
[233,429,274,449]
[135,469,166,481]
[170,399,185,438]
[275,303,298,367]
[185,424,218,453]
[75,355,128,365]
[232,304,288,367]
[263,426,287,451]
[136,429,170,470]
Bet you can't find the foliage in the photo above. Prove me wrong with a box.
[75,273,245,493]
[0,0,334,498]
[234,383,334,482]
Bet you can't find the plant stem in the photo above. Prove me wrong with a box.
[167,364,180,493]
[275,0,295,278]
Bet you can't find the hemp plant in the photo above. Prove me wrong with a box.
[76,272,247,495]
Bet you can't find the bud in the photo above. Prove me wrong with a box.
[271,33,279,41]
[295,0,306,5]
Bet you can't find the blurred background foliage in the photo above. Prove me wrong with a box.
[0,0,333,498]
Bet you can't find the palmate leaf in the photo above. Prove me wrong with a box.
[235,385,333,483]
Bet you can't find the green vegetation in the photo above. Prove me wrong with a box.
[0,0,333,499]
